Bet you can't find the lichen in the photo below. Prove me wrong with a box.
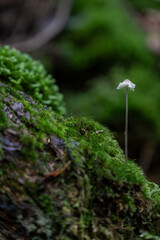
[0,82,160,239]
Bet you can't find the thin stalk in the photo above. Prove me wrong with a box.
[125,86,128,162]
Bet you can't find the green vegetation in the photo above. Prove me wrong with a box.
[127,0,160,11]
[65,65,160,139]
[0,82,160,239]
[1,1,160,238]
[55,0,160,161]
[0,46,66,115]
[60,0,153,70]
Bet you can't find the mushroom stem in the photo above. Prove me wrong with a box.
[116,79,135,162]
[125,86,128,162]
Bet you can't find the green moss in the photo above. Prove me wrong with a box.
[20,132,45,163]
[0,83,160,238]
[140,231,160,240]
[38,194,54,217]
[0,102,7,130]
[0,46,66,115]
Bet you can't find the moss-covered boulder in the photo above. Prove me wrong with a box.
[0,46,66,115]
[0,82,160,240]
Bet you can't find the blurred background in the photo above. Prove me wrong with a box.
[0,0,160,183]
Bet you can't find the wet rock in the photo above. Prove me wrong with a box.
[10,102,24,113]
[50,135,65,159]
[19,91,36,105]
[2,129,22,160]
[3,97,31,123]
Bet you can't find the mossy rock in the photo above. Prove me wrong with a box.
[0,82,160,240]
[0,46,66,115]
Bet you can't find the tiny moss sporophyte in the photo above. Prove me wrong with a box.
[117,79,136,162]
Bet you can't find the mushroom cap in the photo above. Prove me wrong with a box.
[117,79,136,91]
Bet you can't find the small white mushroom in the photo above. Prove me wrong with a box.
[117,79,136,91]
[117,79,136,162]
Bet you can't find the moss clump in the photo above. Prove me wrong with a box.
[0,46,66,115]
[0,83,160,240]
